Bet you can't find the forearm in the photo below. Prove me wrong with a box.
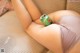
[11,0,32,29]
[22,0,42,21]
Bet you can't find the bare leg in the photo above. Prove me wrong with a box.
[48,10,80,23]
[11,0,63,53]
[26,10,80,53]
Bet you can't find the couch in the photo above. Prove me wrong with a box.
[0,0,80,53]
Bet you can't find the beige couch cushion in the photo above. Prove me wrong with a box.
[67,0,80,13]
[0,11,46,53]
[33,0,66,14]
[68,41,80,53]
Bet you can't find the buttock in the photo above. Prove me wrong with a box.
[59,15,80,36]
[59,15,80,53]
[60,26,80,53]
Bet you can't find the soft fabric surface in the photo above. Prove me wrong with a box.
[67,0,80,13]
[33,0,66,14]
[0,11,47,53]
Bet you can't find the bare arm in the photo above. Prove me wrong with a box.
[22,0,42,21]
[11,0,32,29]
[48,10,80,23]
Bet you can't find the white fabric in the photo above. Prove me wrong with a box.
[0,11,46,53]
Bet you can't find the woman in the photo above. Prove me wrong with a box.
[11,0,80,53]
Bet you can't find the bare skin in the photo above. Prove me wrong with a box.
[0,0,13,16]
[11,0,80,53]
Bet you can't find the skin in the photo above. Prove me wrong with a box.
[11,0,80,53]
[0,0,13,10]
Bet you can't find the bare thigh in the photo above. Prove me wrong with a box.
[48,10,80,39]
[26,22,63,53]
[48,10,80,52]
[35,10,80,24]
[26,10,80,53]
[48,10,80,23]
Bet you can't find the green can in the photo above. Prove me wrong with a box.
[40,14,52,26]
